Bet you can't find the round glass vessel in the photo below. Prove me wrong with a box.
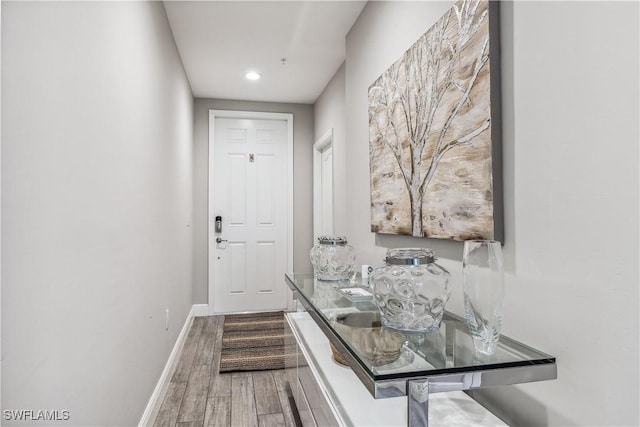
[370,248,451,333]
[309,236,356,281]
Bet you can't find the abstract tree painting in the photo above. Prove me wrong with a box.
[369,0,502,240]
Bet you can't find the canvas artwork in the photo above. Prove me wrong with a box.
[369,0,502,240]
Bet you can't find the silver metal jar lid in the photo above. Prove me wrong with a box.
[385,248,436,265]
[318,235,348,246]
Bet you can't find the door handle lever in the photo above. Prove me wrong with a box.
[216,237,228,244]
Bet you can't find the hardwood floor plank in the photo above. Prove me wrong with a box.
[190,316,206,338]
[177,364,211,423]
[271,370,289,393]
[172,319,204,383]
[171,337,197,383]
[210,372,232,398]
[211,316,225,375]
[194,333,216,367]
[203,316,219,334]
[252,371,282,415]
[204,396,231,427]
[153,381,187,427]
[177,421,204,427]
[258,413,286,427]
[231,371,252,378]
[231,373,258,427]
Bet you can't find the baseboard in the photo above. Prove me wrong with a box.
[192,303,209,317]
[138,305,197,426]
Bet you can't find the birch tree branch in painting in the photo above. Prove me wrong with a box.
[369,0,491,237]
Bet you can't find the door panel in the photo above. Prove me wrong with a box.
[229,154,247,225]
[256,241,275,293]
[228,128,247,143]
[228,242,247,294]
[257,129,274,144]
[256,154,275,225]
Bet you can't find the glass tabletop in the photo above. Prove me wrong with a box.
[286,272,555,382]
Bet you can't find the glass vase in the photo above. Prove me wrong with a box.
[370,248,451,333]
[462,240,505,355]
[309,236,355,281]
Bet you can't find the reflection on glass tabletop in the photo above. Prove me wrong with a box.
[286,272,555,381]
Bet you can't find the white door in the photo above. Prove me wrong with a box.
[211,115,289,313]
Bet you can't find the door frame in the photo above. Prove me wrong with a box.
[208,110,294,314]
[313,128,333,241]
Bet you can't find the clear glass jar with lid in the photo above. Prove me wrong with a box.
[370,248,451,333]
[309,236,356,281]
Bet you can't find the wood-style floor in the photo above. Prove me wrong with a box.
[153,315,298,427]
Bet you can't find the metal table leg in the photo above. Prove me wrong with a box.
[408,378,430,426]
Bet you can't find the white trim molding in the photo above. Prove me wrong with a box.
[192,304,209,317]
[313,129,334,241]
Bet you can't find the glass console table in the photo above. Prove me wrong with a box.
[285,273,557,426]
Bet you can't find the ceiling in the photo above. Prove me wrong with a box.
[163,1,367,104]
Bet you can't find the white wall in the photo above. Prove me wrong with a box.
[0,0,3,412]
[315,1,639,425]
[1,2,194,425]
[192,98,314,304]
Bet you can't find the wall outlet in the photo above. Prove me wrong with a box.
[165,308,170,331]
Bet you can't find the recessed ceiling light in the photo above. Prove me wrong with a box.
[245,71,261,81]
